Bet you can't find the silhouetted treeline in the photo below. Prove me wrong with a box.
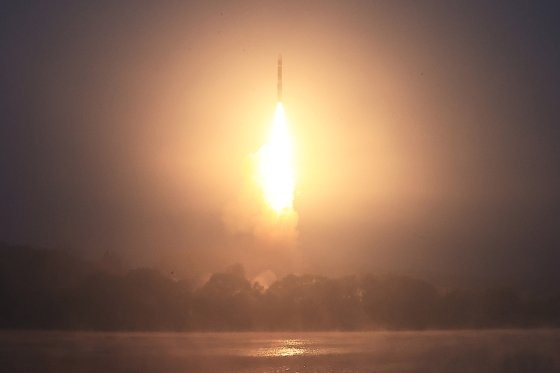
[1,244,559,331]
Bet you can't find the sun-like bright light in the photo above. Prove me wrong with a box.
[257,102,295,213]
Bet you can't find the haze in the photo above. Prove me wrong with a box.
[1,1,559,288]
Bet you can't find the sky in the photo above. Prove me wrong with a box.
[1,1,559,287]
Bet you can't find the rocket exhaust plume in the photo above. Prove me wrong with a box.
[257,54,294,213]
[257,102,294,212]
[223,55,298,251]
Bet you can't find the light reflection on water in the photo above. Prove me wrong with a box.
[214,334,369,358]
[254,339,317,357]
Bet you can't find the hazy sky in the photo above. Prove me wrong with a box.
[1,1,559,285]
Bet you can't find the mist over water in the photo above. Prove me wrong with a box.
[1,330,559,372]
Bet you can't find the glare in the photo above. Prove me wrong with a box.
[254,339,310,357]
[257,102,295,213]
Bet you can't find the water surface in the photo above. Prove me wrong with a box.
[1,330,559,372]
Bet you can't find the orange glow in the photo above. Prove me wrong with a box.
[256,102,295,213]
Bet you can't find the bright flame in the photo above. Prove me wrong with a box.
[257,102,295,213]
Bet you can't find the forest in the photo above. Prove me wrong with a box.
[0,244,558,331]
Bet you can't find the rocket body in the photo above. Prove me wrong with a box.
[277,55,282,102]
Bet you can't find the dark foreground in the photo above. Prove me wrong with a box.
[0,330,559,372]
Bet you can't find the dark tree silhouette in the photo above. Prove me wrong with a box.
[0,244,558,331]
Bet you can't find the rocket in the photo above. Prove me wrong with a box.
[277,54,282,102]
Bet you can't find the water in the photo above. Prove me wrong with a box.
[1,330,559,372]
